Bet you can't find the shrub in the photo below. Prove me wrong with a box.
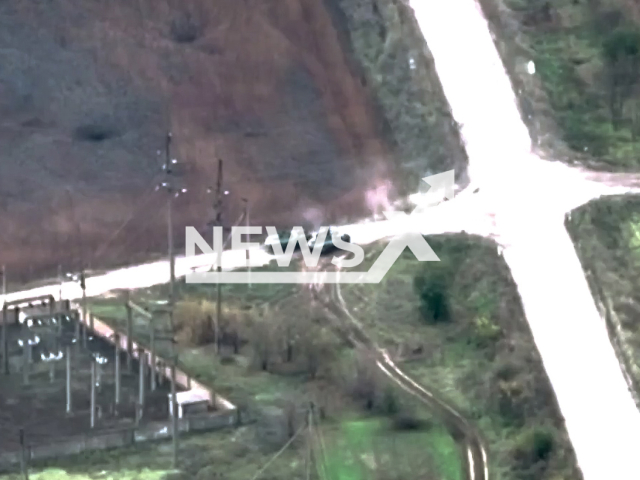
[248,318,277,371]
[349,350,382,410]
[512,426,555,469]
[379,385,400,415]
[392,413,430,431]
[471,315,502,348]
[173,299,215,346]
[413,265,452,323]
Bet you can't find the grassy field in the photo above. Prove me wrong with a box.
[0,415,462,480]
[59,261,463,480]
[339,234,581,480]
[327,0,469,194]
[12,233,585,480]
[0,427,302,480]
[478,0,640,170]
[566,194,640,405]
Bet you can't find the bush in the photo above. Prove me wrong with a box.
[349,350,382,410]
[248,318,277,371]
[512,426,555,469]
[379,385,400,415]
[471,315,502,348]
[173,300,215,346]
[392,413,430,431]
[413,265,452,323]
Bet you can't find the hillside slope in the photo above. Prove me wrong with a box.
[0,0,467,282]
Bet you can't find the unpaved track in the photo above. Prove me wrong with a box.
[310,260,488,480]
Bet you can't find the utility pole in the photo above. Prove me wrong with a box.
[114,333,121,407]
[138,347,145,415]
[164,132,176,303]
[150,321,156,391]
[125,291,133,372]
[213,159,223,354]
[169,311,179,469]
[67,189,87,347]
[65,346,72,414]
[157,131,183,469]
[19,429,29,480]
[90,358,96,429]
[91,356,96,428]
[1,266,7,375]
[306,403,312,480]
[242,198,251,289]
[57,264,62,306]
[1,264,5,304]
[81,271,87,347]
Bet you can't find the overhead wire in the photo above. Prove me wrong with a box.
[248,423,307,480]
[89,173,167,264]
[95,199,169,266]
[310,407,330,480]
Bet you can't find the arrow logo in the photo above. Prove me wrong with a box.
[185,171,453,284]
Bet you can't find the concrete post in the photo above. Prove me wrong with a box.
[150,325,156,391]
[138,348,145,412]
[158,362,164,386]
[114,334,121,406]
[22,342,29,386]
[74,310,80,345]
[170,359,178,468]
[82,278,87,348]
[90,361,96,429]
[126,293,133,372]
[66,347,72,414]
[2,306,7,375]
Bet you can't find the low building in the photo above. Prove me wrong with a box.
[168,389,210,418]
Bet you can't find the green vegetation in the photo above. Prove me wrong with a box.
[339,234,580,480]
[0,427,305,480]
[483,0,640,169]
[17,233,585,479]
[327,0,468,193]
[566,194,640,402]
[74,261,462,480]
[323,418,462,480]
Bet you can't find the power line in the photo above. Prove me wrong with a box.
[95,204,170,265]
[249,423,307,480]
[90,172,166,262]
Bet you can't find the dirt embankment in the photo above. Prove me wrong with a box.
[0,0,391,281]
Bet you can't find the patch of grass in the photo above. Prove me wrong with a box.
[339,234,581,480]
[566,194,640,405]
[479,0,640,170]
[326,0,468,194]
[323,417,461,480]
[0,427,305,480]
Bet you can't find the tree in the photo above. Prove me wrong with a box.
[298,325,337,379]
[249,315,276,371]
[413,260,453,323]
[602,28,640,128]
